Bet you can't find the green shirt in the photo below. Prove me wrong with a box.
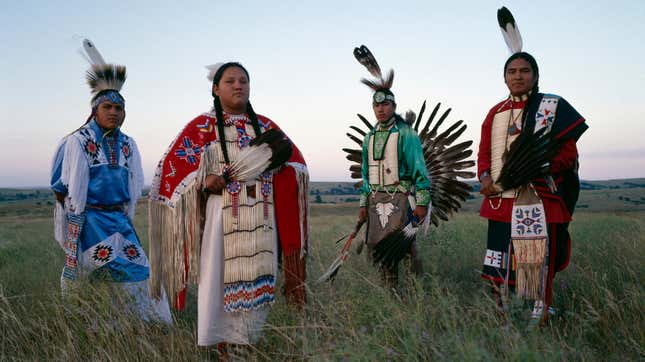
[359,119,431,207]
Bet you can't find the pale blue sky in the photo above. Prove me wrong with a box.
[1,0,643,187]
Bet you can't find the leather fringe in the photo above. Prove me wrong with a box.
[512,237,547,299]
[283,251,307,308]
[148,181,202,307]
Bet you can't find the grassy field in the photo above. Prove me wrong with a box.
[1,188,644,360]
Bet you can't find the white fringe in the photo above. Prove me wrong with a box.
[287,162,310,258]
[127,138,145,219]
[148,182,201,303]
[196,142,221,187]
[148,142,220,304]
[53,202,65,248]
[61,134,89,214]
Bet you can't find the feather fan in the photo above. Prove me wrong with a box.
[224,129,292,183]
[342,100,476,229]
[371,216,419,270]
[498,127,560,190]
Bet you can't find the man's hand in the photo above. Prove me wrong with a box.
[357,207,367,224]
[204,174,227,194]
[413,205,428,222]
[479,175,498,197]
[54,191,66,205]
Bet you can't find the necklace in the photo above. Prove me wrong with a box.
[507,104,523,136]
[494,97,526,205]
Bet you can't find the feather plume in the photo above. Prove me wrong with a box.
[355,45,395,91]
[349,125,366,137]
[419,102,441,135]
[346,132,363,146]
[360,70,394,92]
[422,107,451,139]
[81,39,106,66]
[342,148,362,163]
[205,63,225,82]
[356,114,374,130]
[86,64,127,95]
[81,39,126,95]
[413,100,427,131]
[497,6,523,54]
[353,45,382,78]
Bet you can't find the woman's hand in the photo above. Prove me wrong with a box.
[204,174,227,194]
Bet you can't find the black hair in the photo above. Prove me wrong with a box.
[211,62,262,164]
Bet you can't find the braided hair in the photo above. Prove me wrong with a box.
[211,62,262,163]
[504,52,540,129]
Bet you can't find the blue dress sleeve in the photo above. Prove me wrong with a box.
[50,138,68,194]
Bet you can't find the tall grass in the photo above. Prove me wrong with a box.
[1,203,643,360]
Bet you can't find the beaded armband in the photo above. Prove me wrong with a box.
[415,189,431,207]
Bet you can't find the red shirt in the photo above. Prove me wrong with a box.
[477,98,578,223]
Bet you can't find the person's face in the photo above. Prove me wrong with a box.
[504,58,537,96]
[94,101,125,130]
[213,66,250,113]
[373,101,395,123]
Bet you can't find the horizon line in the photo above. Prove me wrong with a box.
[2,177,645,190]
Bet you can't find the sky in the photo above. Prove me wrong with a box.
[1,0,644,187]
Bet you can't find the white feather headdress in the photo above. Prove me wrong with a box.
[80,39,126,96]
[497,7,523,54]
[206,63,225,82]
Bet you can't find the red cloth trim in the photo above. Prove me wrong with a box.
[557,233,571,272]
[158,114,217,201]
[480,193,571,223]
[544,224,558,308]
[481,273,516,285]
[555,117,585,140]
[175,288,186,311]
[273,166,303,255]
[268,114,308,255]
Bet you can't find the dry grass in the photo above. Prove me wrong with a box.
[0,201,644,360]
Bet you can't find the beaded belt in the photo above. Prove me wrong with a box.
[86,204,125,212]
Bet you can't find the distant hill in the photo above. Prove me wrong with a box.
[2,178,645,212]
[307,178,645,212]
